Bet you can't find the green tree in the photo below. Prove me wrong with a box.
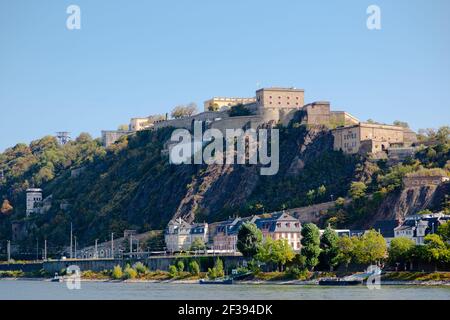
[207,258,224,279]
[208,103,220,112]
[189,261,200,276]
[353,230,387,265]
[320,226,339,271]
[228,104,251,117]
[422,234,450,270]
[418,209,433,215]
[237,222,263,258]
[177,260,185,273]
[306,189,316,204]
[190,238,206,251]
[256,238,295,271]
[168,265,178,278]
[349,182,367,200]
[300,223,321,270]
[336,236,355,270]
[388,237,415,265]
[437,221,450,242]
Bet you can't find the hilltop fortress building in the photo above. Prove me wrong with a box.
[101,87,417,157]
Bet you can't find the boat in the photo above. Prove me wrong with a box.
[199,278,233,285]
[51,273,64,282]
[318,278,363,286]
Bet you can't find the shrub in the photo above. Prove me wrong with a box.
[189,261,200,276]
[177,261,185,273]
[112,265,123,280]
[207,258,224,279]
[123,266,137,279]
[133,262,148,275]
[168,265,178,278]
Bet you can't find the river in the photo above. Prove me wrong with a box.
[0,280,449,300]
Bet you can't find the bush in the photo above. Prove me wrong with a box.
[177,261,185,273]
[112,265,123,280]
[168,265,178,278]
[133,262,148,275]
[189,261,200,276]
[207,258,224,279]
[123,266,137,279]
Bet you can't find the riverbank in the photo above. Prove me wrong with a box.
[2,271,450,286]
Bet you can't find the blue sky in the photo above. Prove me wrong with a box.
[1,0,449,151]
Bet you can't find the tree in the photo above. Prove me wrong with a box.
[237,222,263,258]
[436,126,450,144]
[317,185,327,198]
[349,182,367,200]
[353,230,387,265]
[176,260,185,273]
[306,189,315,204]
[1,199,13,215]
[437,221,450,242]
[256,237,295,271]
[393,120,409,128]
[208,103,220,112]
[189,261,200,276]
[337,236,356,270]
[171,103,197,119]
[169,265,178,278]
[207,258,224,279]
[388,237,415,265]
[320,226,339,271]
[417,209,433,215]
[300,223,321,270]
[228,104,251,117]
[190,238,206,251]
[422,234,449,269]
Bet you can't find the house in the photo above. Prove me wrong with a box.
[255,212,302,251]
[211,217,257,252]
[372,220,400,246]
[394,213,450,245]
[164,218,208,252]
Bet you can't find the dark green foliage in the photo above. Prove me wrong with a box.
[237,222,263,258]
[300,223,321,270]
[319,226,340,270]
[228,104,251,117]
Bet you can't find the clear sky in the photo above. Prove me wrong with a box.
[1,0,449,151]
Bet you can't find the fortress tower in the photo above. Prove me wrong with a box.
[256,87,305,125]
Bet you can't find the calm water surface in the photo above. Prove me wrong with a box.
[0,280,449,300]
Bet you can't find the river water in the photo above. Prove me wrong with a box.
[0,280,449,300]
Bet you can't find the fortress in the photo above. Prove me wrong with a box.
[101,86,417,157]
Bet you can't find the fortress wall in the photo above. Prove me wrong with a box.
[304,102,331,125]
[210,115,264,134]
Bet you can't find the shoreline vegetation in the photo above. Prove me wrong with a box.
[1,269,450,286]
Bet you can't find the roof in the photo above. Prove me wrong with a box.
[255,212,301,233]
[373,220,400,238]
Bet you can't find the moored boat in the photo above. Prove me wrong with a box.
[199,278,233,285]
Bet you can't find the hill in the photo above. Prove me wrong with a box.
[0,122,449,254]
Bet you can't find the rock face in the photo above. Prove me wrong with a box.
[363,183,449,227]
[173,125,337,223]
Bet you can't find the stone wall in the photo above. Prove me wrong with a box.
[43,255,245,273]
